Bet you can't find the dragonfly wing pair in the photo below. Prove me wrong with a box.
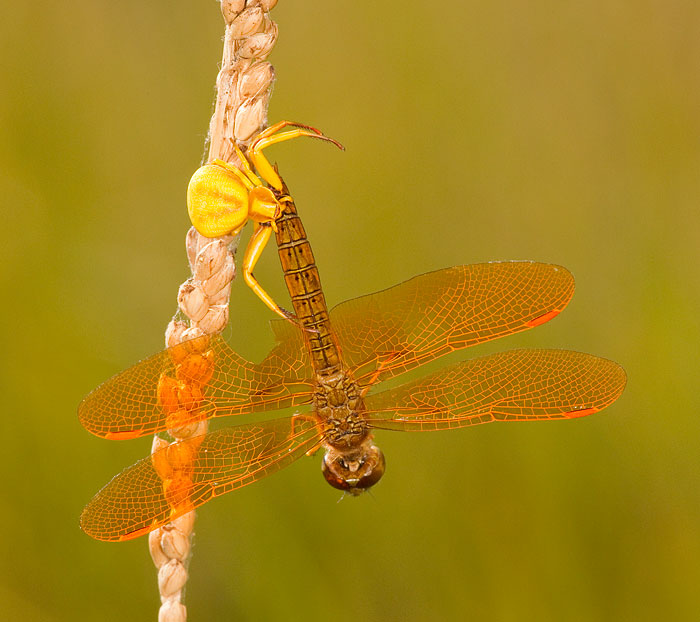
[79,262,573,440]
[79,261,626,541]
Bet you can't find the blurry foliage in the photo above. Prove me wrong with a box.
[1,1,699,620]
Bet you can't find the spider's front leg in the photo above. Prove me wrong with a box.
[241,221,296,322]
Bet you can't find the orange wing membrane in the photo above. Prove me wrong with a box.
[79,331,313,439]
[365,349,626,431]
[80,416,321,542]
[331,262,574,386]
[79,262,572,439]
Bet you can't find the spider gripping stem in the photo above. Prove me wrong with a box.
[186,121,343,322]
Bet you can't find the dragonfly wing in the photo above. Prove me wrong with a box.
[365,349,626,430]
[79,331,314,440]
[331,262,574,387]
[80,415,321,542]
[264,318,314,382]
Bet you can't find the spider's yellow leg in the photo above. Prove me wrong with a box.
[248,128,344,191]
[242,224,294,320]
[254,121,325,141]
[230,145,263,187]
[210,158,255,191]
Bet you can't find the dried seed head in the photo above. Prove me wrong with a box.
[231,6,264,39]
[149,530,169,568]
[234,96,268,142]
[158,559,189,598]
[165,320,188,349]
[159,600,187,622]
[153,2,280,618]
[179,326,205,343]
[201,253,235,297]
[238,62,274,99]
[221,0,246,23]
[160,528,191,562]
[195,303,229,335]
[238,26,278,60]
[170,511,196,536]
[178,281,208,322]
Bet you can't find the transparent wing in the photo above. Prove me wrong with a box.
[80,415,321,542]
[331,262,575,387]
[365,349,626,430]
[79,330,313,439]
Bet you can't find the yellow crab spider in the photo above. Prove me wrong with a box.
[187,121,343,321]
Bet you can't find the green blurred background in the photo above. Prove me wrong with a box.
[2,1,699,620]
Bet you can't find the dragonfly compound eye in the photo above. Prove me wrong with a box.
[321,445,385,494]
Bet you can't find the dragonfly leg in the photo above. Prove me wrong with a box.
[248,123,344,191]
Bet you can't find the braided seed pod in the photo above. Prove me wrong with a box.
[208,1,277,161]
[150,2,279,621]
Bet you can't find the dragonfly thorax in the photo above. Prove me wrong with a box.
[313,370,385,493]
[314,371,368,447]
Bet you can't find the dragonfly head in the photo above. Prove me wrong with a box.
[321,442,385,494]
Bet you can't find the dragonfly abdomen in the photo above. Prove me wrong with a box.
[273,186,342,376]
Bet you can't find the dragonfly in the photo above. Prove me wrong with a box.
[79,124,627,542]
